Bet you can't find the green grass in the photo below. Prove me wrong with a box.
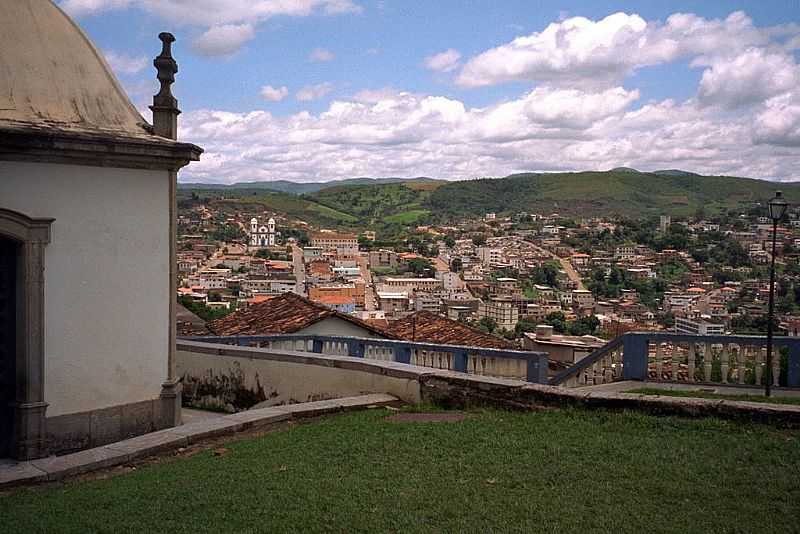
[384,209,431,224]
[626,387,800,406]
[3,408,800,533]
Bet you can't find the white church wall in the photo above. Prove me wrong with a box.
[0,161,169,417]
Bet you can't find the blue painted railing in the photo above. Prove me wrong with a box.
[551,332,800,388]
[181,334,550,384]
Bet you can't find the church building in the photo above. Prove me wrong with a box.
[0,1,201,459]
[250,217,278,247]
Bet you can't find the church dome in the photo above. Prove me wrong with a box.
[0,0,150,137]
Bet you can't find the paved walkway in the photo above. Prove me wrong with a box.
[581,380,800,398]
[0,394,398,489]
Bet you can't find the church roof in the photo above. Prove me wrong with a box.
[0,0,202,168]
[1,1,149,137]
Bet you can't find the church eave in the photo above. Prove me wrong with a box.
[0,124,203,171]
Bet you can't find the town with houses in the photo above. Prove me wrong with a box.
[176,197,800,364]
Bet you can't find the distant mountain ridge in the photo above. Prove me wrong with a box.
[179,170,799,225]
[179,176,440,195]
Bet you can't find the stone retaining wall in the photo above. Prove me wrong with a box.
[178,341,800,426]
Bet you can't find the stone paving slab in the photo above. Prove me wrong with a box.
[0,393,399,489]
[169,418,245,443]
[105,428,189,457]
[336,393,399,408]
[30,445,131,481]
[227,407,291,430]
[278,398,346,417]
[0,462,47,487]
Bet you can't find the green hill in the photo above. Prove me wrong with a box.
[306,182,440,225]
[425,171,800,219]
[179,177,441,195]
[183,188,359,227]
[182,171,799,228]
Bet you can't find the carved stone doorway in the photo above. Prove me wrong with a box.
[0,208,53,460]
[0,236,16,457]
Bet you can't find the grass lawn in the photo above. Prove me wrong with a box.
[626,387,800,406]
[2,408,799,533]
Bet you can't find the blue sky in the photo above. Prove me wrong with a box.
[63,1,800,183]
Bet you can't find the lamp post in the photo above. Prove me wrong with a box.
[765,191,788,397]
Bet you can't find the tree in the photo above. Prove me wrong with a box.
[406,257,433,275]
[543,312,567,333]
[531,262,560,287]
[477,316,497,333]
[567,315,600,336]
[450,257,463,272]
[444,235,456,248]
[471,233,487,246]
[210,224,245,243]
[514,318,537,336]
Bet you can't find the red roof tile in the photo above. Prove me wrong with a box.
[206,292,389,337]
[385,311,515,350]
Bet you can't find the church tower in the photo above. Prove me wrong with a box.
[249,217,259,247]
[268,217,276,246]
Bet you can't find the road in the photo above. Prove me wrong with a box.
[291,244,307,296]
[358,254,376,311]
[525,240,586,291]
[557,257,587,291]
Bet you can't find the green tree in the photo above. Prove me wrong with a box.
[478,316,497,333]
[543,312,567,333]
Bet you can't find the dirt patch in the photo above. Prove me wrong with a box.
[385,412,467,423]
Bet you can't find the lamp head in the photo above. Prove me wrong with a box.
[768,191,788,222]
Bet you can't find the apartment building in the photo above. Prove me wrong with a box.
[675,316,725,335]
[478,296,519,331]
[310,231,359,256]
[383,277,443,293]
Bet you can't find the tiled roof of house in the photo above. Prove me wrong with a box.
[206,292,390,337]
[386,311,515,350]
[176,302,210,336]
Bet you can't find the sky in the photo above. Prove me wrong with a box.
[61,0,800,184]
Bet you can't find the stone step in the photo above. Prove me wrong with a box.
[0,393,400,489]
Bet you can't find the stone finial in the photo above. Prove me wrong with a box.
[150,32,181,139]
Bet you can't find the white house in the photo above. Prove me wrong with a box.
[0,2,201,459]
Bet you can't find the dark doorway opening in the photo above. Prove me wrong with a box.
[0,236,16,458]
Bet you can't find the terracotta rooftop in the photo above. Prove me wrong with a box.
[315,295,355,306]
[176,302,210,336]
[207,292,390,337]
[385,311,515,350]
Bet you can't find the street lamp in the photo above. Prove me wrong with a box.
[765,191,788,397]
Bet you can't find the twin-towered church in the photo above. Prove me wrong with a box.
[249,217,278,247]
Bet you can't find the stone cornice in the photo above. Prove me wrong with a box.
[0,124,202,171]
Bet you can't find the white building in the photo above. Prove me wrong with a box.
[675,317,725,336]
[0,3,201,459]
[310,231,359,256]
[249,217,276,247]
[478,296,519,331]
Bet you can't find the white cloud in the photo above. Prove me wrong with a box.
[753,92,800,147]
[456,11,781,88]
[63,0,361,25]
[260,85,289,102]
[309,48,335,62]
[178,82,800,184]
[296,82,334,101]
[696,48,799,109]
[103,50,148,75]
[192,23,255,57]
[60,0,132,15]
[424,49,461,72]
[62,0,361,56]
